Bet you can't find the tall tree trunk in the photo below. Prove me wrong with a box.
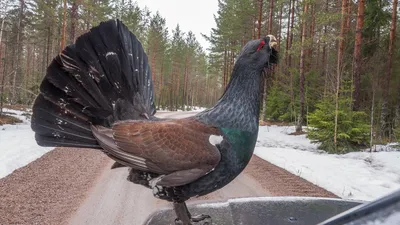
[24,43,31,101]
[158,55,164,108]
[223,46,227,88]
[261,0,274,121]
[275,2,283,78]
[0,42,6,115]
[257,0,263,38]
[352,0,365,111]
[252,14,256,39]
[346,0,351,30]
[370,90,375,151]
[380,0,398,138]
[322,0,328,80]
[261,74,268,120]
[86,8,91,30]
[46,26,52,68]
[32,44,36,86]
[12,0,24,104]
[41,43,46,76]
[334,0,349,146]
[289,0,296,120]
[277,3,283,52]
[307,3,315,72]
[70,1,78,44]
[268,0,274,34]
[60,0,67,51]
[285,0,292,67]
[289,0,295,65]
[151,42,158,101]
[0,8,6,114]
[297,2,308,132]
[184,55,189,108]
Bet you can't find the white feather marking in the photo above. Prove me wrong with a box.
[209,135,223,146]
[105,52,117,57]
[52,131,62,138]
[64,86,70,93]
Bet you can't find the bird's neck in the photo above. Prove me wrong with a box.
[198,65,262,132]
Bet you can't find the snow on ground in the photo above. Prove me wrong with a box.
[371,143,400,152]
[0,108,53,178]
[255,125,400,201]
[157,106,207,112]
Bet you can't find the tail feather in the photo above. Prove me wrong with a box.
[31,19,156,148]
[32,95,99,148]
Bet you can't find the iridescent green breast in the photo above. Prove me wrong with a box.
[220,127,258,164]
[180,127,259,198]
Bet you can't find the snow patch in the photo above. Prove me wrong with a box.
[157,106,207,112]
[0,108,54,178]
[255,125,400,201]
[367,143,400,152]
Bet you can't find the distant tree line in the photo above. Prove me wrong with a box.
[0,0,220,113]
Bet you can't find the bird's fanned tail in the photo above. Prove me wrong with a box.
[31,19,156,148]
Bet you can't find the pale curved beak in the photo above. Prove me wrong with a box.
[267,35,278,49]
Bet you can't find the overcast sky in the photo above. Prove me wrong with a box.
[135,0,219,51]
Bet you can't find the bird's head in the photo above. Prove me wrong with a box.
[235,35,278,72]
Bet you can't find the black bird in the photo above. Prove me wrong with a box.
[31,20,278,225]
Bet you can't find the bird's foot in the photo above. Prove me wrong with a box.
[191,214,212,224]
[174,214,212,225]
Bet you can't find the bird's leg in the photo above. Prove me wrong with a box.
[173,201,192,225]
[173,201,212,225]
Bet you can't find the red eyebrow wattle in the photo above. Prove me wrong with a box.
[257,40,266,51]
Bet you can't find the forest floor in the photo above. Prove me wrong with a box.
[0,110,337,225]
[0,114,22,125]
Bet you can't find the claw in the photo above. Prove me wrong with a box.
[175,216,212,225]
[173,201,212,225]
[191,214,212,224]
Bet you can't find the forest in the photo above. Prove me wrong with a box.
[0,0,399,152]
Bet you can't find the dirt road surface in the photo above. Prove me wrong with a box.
[0,111,337,225]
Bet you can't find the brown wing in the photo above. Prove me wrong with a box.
[91,117,222,186]
[112,118,222,172]
[91,125,165,173]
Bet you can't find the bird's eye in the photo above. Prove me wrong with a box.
[256,40,266,52]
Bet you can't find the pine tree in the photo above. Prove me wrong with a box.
[308,81,370,153]
[352,0,365,111]
[297,1,308,132]
[380,0,398,139]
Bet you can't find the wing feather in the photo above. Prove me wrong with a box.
[96,118,222,176]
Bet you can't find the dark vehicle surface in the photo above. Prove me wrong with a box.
[144,188,400,225]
